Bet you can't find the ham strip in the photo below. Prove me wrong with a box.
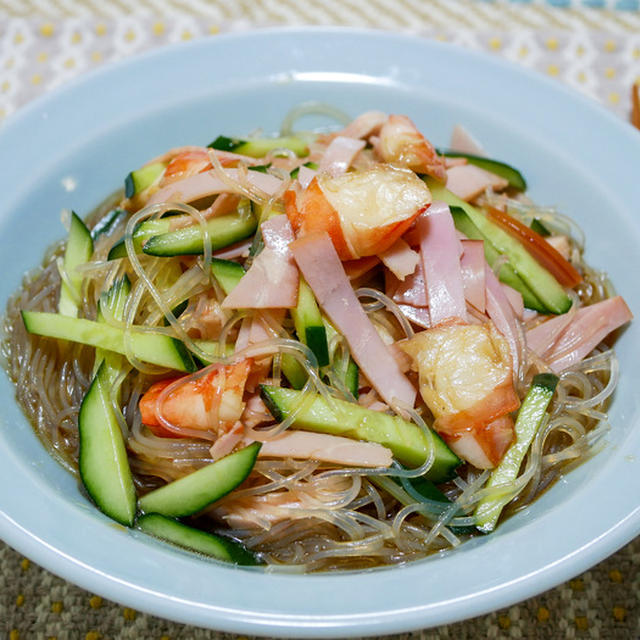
[525,311,576,359]
[291,232,416,408]
[418,201,467,325]
[388,259,428,307]
[445,164,508,202]
[213,238,252,260]
[398,304,431,329]
[318,136,366,177]
[338,110,387,140]
[485,263,523,376]
[531,296,632,372]
[222,216,299,309]
[449,125,485,156]
[379,238,420,281]
[254,431,392,467]
[460,239,486,313]
[297,165,317,189]
[148,169,282,205]
[501,283,524,319]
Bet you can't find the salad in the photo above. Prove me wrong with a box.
[3,108,632,570]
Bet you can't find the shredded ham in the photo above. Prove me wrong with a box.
[338,110,387,140]
[291,232,416,408]
[251,430,392,468]
[379,238,420,281]
[296,165,317,189]
[449,125,485,156]
[398,304,431,329]
[418,201,467,325]
[318,136,366,177]
[528,296,632,372]
[460,239,486,313]
[222,216,299,309]
[148,169,282,205]
[387,260,428,307]
[445,164,509,202]
[484,263,523,377]
[212,238,252,260]
[501,283,525,319]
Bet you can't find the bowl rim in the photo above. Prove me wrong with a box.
[0,26,639,637]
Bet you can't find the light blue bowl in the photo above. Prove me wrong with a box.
[0,28,638,636]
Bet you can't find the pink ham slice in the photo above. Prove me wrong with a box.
[291,232,416,408]
[338,111,387,140]
[460,239,486,313]
[254,430,392,467]
[379,238,420,281]
[222,216,299,309]
[485,263,523,376]
[296,165,317,189]
[449,125,485,156]
[528,296,632,372]
[148,169,282,205]
[318,136,366,177]
[418,201,467,326]
[398,304,431,329]
[445,164,508,202]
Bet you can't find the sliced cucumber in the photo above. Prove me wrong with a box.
[138,442,261,517]
[210,258,245,296]
[438,150,527,191]
[292,279,329,367]
[59,212,93,317]
[260,386,460,482]
[209,135,309,158]
[137,514,260,565]
[530,218,551,237]
[91,208,127,240]
[107,218,172,260]
[280,356,308,390]
[22,311,196,372]
[427,180,571,314]
[124,162,166,199]
[142,210,257,257]
[78,361,136,526]
[95,275,131,378]
[323,318,359,398]
[450,206,546,312]
[475,373,559,533]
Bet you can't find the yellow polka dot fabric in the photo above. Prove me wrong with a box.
[0,1,639,638]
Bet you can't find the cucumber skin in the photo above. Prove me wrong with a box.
[137,513,260,566]
[260,386,460,482]
[22,311,196,373]
[450,206,546,312]
[78,362,136,526]
[208,135,309,158]
[124,162,166,198]
[475,373,559,533]
[142,212,257,257]
[59,212,94,318]
[428,180,571,314]
[107,218,171,260]
[138,443,261,518]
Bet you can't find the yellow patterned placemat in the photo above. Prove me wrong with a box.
[1,1,639,639]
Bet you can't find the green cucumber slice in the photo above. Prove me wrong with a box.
[260,386,460,482]
[475,373,559,533]
[210,258,245,296]
[137,514,260,565]
[142,211,257,257]
[107,218,172,260]
[530,218,551,237]
[22,311,196,372]
[91,208,127,240]
[138,443,261,517]
[438,150,527,191]
[59,212,93,317]
[427,180,571,314]
[78,361,136,526]
[124,162,166,198]
[292,279,329,367]
[450,206,546,312]
[323,318,359,398]
[209,135,309,158]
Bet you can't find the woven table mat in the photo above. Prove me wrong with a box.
[1,1,639,638]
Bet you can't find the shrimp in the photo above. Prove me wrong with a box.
[373,114,447,182]
[285,165,431,260]
[400,322,519,469]
[138,359,251,439]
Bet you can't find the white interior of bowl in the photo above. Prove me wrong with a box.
[0,28,638,636]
